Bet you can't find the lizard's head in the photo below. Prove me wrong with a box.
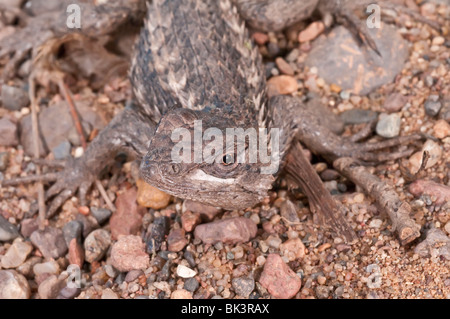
[140,107,277,210]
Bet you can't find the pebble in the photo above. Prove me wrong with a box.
[339,109,378,125]
[320,169,340,181]
[252,32,269,45]
[182,200,222,222]
[33,260,60,277]
[267,75,298,97]
[57,287,81,299]
[409,180,450,206]
[275,57,294,76]
[0,215,20,242]
[176,264,197,278]
[0,270,30,299]
[280,199,300,224]
[125,269,144,282]
[75,213,99,238]
[0,152,8,171]
[52,141,71,160]
[68,238,85,268]
[0,238,33,269]
[110,187,146,240]
[136,179,171,209]
[424,95,442,117]
[171,289,193,299]
[369,219,383,229]
[20,218,39,238]
[1,84,29,111]
[62,220,83,247]
[0,117,18,147]
[30,227,67,259]
[266,235,282,249]
[445,222,450,235]
[90,207,112,225]
[298,21,325,43]
[184,277,199,292]
[439,99,450,121]
[105,265,119,278]
[110,235,150,272]
[167,228,188,252]
[16,256,41,277]
[306,24,408,95]
[376,113,401,138]
[194,217,257,245]
[433,119,450,139]
[414,228,450,260]
[383,93,408,113]
[38,275,65,299]
[145,216,170,253]
[279,238,306,261]
[181,211,201,232]
[84,229,111,263]
[315,285,330,299]
[232,277,255,297]
[259,254,301,299]
[101,288,119,299]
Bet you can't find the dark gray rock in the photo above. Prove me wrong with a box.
[0,215,20,242]
[90,207,112,225]
[1,84,29,111]
[184,277,199,292]
[125,269,144,282]
[20,218,39,238]
[30,227,68,259]
[75,213,99,238]
[62,220,83,246]
[424,95,442,117]
[52,141,71,160]
[232,277,255,297]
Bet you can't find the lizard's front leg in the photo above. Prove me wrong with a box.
[2,103,155,218]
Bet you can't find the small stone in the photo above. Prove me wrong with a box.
[279,238,306,261]
[444,222,450,235]
[101,288,119,299]
[317,275,327,285]
[110,187,146,240]
[339,109,378,125]
[320,169,340,181]
[181,211,201,232]
[0,238,33,269]
[184,277,199,292]
[280,200,300,224]
[0,118,18,147]
[182,200,222,222]
[369,219,383,229]
[267,75,298,97]
[171,289,193,299]
[252,32,269,45]
[315,285,330,299]
[275,57,294,76]
[409,180,450,206]
[432,36,445,46]
[176,264,197,278]
[84,229,111,263]
[20,218,39,238]
[194,217,257,245]
[383,93,408,113]
[52,141,71,160]
[38,275,65,299]
[16,256,41,278]
[0,270,30,299]
[125,269,144,282]
[259,254,301,299]
[145,216,170,253]
[105,265,118,278]
[136,179,171,209]
[232,277,255,297]
[33,260,60,277]
[414,228,450,260]
[167,229,188,252]
[330,83,342,93]
[30,227,67,259]
[1,84,29,111]
[266,235,282,249]
[68,238,85,268]
[424,95,442,117]
[90,207,112,225]
[74,147,84,158]
[75,213,99,238]
[0,152,8,171]
[298,21,325,43]
[433,119,450,139]
[62,220,83,246]
[57,287,81,299]
[376,113,401,138]
[110,235,150,272]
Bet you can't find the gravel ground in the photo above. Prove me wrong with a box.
[0,0,449,299]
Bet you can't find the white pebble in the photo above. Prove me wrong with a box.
[176,264,197,278]
[74,147,84,158]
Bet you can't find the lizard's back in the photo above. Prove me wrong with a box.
[130,0,266,125]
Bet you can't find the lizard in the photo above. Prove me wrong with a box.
[1,0,429,240]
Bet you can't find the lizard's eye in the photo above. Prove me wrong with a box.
[222,154,234,166]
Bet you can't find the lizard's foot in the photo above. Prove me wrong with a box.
[2,157,95,218]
